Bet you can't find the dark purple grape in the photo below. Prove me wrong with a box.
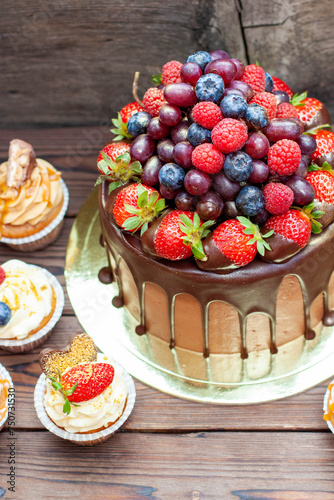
[184,169,211,196]
[228,80,254,101]
[173,141,194,169]
[264,118,303,142]
[292,157,309,179]
[212,171,241,200]
[130,134,155,163]
[157,139,175,163]
[222,88,245,99]
[171,121,190,143]
[223,200,241,219]
[285,177,315,205]
[296,134,317,155]
[159,104,182,126]
[159,184,180,199]
[273,90,290,105]
[251,208,270,226]
[229,58,245,79]
[209,50,230,60]
[186,109,195,124]
[248,160,269,183]
[196,190,223,220]
[175,190,197,210]
[141,156,162,186]
[244,132,270,159]
[180,62,203,86]
[204,59,237,84]
[164,83,198,107]
[147,117,170,141]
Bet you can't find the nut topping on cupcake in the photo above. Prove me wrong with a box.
[7,139,37,189]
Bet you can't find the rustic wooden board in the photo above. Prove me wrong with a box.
[0,431,334,499]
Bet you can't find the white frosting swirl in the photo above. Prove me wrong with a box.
[0,260,53,340]
[44,357,128,433]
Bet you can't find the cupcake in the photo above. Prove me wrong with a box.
[0,259,64,353]
[34,333,136,445]
[0,363,13,432]
[0,138,69,251]
[323,379,334,433]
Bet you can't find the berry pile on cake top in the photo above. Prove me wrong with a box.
[96,50,334,273]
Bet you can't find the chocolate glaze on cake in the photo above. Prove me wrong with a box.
[99,182,334,361]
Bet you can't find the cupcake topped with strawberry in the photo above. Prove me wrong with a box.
[38,334,131,437]
[96,50,334,273]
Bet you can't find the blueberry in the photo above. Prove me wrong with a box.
[187,123,212,147]
[186,51,212,71]
[159,163,185,191]
[195,74,224,103]
[265,72,274,92]
[127,112,151,137]
[236,186,265,217]
[224,151,253,182]
[245,103,269,129]
[220,94,248,119]
[0,302,11,327]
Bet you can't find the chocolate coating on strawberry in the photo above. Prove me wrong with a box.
[292,94,331,132]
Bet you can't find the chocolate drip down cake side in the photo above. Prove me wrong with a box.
[96,50,334,383]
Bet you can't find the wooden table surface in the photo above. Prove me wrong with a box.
[1,127,334,500]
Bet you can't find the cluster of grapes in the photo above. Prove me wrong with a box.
[127,50,317,227]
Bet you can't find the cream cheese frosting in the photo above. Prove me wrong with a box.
[0,379,10,422]
[44,357,128,433]
[0,158,63,226]
[0,260,54,340]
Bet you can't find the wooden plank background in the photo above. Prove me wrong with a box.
[0,0,333,128]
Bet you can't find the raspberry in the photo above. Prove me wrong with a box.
[240,64,266,93]
[211,118,248,154]
[249,92,277,120]
[0,267,5,286]
[143,87,167,117]
[192,144,225,174]
[276,102,299,119]
[192,102,223,129]
[272,77,294,99]
[263,182,294,215]
[267,139,301,175]
[120,101,145,123]
[162,60,182,86]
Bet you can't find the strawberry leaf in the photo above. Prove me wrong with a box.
[140,222,149,236]
[191,241,207,261]
[108,180,122,193]
[123,216,142,231]
[152,74,162,85]
[63,399,71,415]
[63,381,79,397]
[179,214,194,230]
[290,91,307,107]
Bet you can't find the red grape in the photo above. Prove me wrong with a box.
[173,141,194,169]
[184,169,211,195]
[244,132,270,159]
[130,134,155,163]
[147,117,170,141]
[159,104,182,126]
[180,62,203,86]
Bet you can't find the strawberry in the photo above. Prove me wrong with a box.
[97,143,130,173]
[152,210,214,261]
[95,151,142,193]
[197,217,272,272]
[111,102,145,140]
[306,166,334,205]
[47,363,115,415]
[272,76,294,99]
[291,93,331,131]
[240,64,266,93]
[309,129,334,166]
[0,267,5,286]
[113,183,165,235]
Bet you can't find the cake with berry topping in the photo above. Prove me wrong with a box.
[97,50,334,382]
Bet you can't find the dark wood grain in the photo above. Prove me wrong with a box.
[1,432,334,499]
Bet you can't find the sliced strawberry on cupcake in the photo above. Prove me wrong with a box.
[96,149,142,193]
[113,183,166,235]
[197,217,272,273]
[306,162,334,227]
[259,207,320,263]
[111,102,145,140]
[291,93,331,132]
[47,363,115,415]
[141,210,214,261]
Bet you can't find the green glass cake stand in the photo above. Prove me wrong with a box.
[65,188,334,404]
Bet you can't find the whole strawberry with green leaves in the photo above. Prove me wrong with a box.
[96,151,142,193]
[111,101,145,140]
[47,363,115,415]
[113,183,166,235]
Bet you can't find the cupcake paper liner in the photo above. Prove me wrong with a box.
[34,357,136,445]
[1,178,69,252]
[323,380,334,434]
[0,364,13,432]
[0,265,64,353]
